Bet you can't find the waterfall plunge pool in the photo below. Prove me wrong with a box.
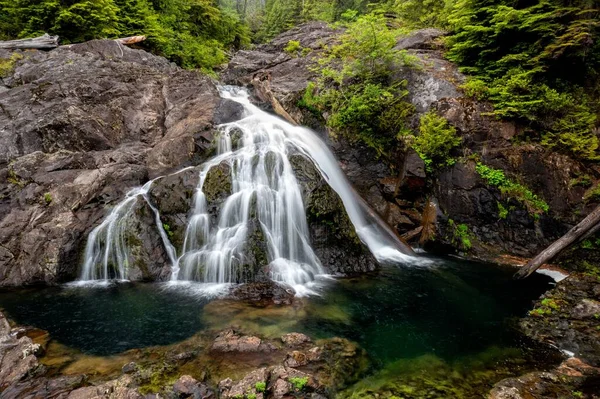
[0,255,561,397]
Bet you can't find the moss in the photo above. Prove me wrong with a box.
[203,164,232,204]
[475,163,549,216]
[529,298,562,317]
[137,364,179,395]
[584,184,600,203]
[497,202,508,219]
[0,53,23,78]
[43,192,53,205]
[338,349,532,399]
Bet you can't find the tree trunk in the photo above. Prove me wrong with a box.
[514,205,600,279]
[115,36,146,45]
[0,34,59,50]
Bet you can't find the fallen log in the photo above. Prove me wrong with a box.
[115,36,147,45]
[514,204,600,279]
[0,34,59,50]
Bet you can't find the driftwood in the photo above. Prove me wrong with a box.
[514,204,600,279]
[0,34,146,51]
[0,34,59,50]
[115,36,147,45]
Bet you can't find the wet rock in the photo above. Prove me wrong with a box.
[394,28,447,51]
[307,347,322,363]
[172,375,213,398]
[213,98,244,125]
[1,374,86,398]
[571,299,600,319]
[281,333,311,347]
[489,357,600,399]
[229,281,295,305]
[122,362,138,374]
[67,374,143,399]
[284,351,308,368]
[219,367,268,399]
[0,312,40,390]
[290,154,378,275]
[211,329,275,353]
[269,366,319,399]
[520,274,600,367]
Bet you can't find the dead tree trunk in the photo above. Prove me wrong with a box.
[0,34,59,50]
[514,204,600,279]
[115,36,147,45]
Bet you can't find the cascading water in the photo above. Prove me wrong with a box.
[80,181,178,281]
[80,86,419,292]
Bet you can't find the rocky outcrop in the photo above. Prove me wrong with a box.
[489,357,600,399]
[223,23,599,262]
[520,273,600,367]
[0,313,41,390]
[0,40,220,286]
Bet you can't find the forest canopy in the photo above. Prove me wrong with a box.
[0,0,598,160]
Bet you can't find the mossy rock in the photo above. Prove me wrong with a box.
[203,162,232,204]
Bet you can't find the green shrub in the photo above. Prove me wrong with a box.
[497,202,508,219]
[475,163,549,216]
[448,219,472,251]
[412,112,461,172]
[255,382,266,393]
[446,0,600,161]
[584,184,600,203]
[284,40,301,55]
[308,13,418,160]
[43,192,53,205]
[289,376,308,391]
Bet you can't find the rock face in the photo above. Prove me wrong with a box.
[223,23,599,261]
[520,273,600,367]
[0,312,40,390]
[0,40,220,286]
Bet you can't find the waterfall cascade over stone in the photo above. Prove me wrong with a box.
[80,86,417,292]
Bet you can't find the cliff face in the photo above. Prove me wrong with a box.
[0,37,376,286]
[1,24,598,285]
[0,40,221,285]
[223,22,600,262]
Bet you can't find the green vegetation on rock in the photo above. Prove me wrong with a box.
[0,52,23,77]
[446,0,600,161]
[0,0,250,72]
[306,13,417,160]
[475,163,549,216]
[410,112,461,172]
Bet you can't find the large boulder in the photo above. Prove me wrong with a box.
[0,40,220,286]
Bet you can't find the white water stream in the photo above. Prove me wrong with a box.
[80,86,420,293]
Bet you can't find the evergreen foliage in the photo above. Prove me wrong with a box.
[0,0,250,72]
[411,112,462,172]
[307,13,417,159]
[446,0,600,161]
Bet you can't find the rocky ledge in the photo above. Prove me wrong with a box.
[0,311,368,399]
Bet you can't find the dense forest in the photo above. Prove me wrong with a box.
[1,0,598,162]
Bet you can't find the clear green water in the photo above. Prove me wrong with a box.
[0,256,552,366]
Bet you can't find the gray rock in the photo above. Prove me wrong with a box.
[394,28,447,51]
[0,40,220,286]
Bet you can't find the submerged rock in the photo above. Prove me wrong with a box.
[211,329,276,353]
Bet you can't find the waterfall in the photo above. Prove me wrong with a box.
[80,86,418,292]
[80,181,177,281]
